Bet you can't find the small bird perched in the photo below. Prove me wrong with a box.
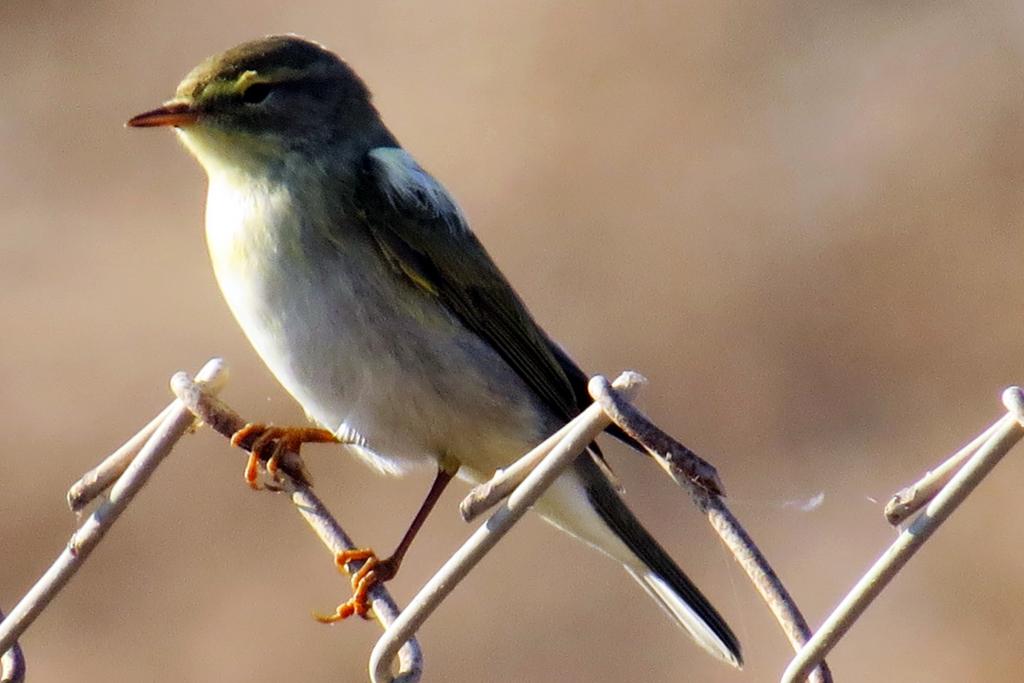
[128,35,741,667]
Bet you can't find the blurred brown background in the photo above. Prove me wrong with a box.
[3,1,1024,681]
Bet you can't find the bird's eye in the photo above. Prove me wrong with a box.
[241,82,273,104]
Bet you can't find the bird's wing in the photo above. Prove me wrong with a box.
[546,338,643,451]
[355,147,581,422]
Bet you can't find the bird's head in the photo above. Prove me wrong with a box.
[128,35,388,178]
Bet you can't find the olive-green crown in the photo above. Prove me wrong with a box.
[175,35,369,104]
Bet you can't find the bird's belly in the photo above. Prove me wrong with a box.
[201,177,631,569]
[206,207,554,477]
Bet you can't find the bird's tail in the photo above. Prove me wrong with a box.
[583,470,742,667]
[539,341,740,663]
[625,564,742,667]
[533,456,742,668]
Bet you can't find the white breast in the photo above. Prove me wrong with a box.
[200,168,550,480]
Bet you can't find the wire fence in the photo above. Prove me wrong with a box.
[2,358,1019,682]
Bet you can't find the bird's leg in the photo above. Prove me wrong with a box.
[230,423,338,489]
[316,467,455,622]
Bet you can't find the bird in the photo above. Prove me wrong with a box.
[128,34,741,667]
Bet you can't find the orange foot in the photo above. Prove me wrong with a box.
[314,549,399,623]
[229,423,337,489]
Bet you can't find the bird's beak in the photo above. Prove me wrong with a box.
[127,101,199,128]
